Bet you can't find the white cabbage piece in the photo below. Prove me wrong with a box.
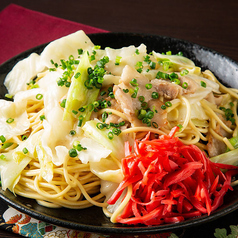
[14,87,45,102]
[78,137,112,164]
[37,70,73,166]
[153,51,195,71]
[13,130,43,159]
[190,101,209,120]
[36,144,54,182]
[105,44,147,76]
[4,53,45,96]
[184,86,213,105]
[40,30,94,68]
[102,74,120,87]
[90,157,123,183]
[0,100,30,140]
[41,117,72,167]
[173,100,209,123]
[187,74,220,93]
[0,150,32,191]
[82,119,127,160]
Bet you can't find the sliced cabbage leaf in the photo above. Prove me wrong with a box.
[210,148,238,166]
[82,119,126,160]
[153,51,198,72]
[229,135,238,149]
[63,52,99,125]
[105,44,147,76]
[4,53,45,96]
[78,137,111,164]
[0,150,32,191]
[40,30,94,68]
[0,100,30,140]
[187,74,220,94]
[90,157,123,183]
[36,144,54,182]
[41,118,72,166]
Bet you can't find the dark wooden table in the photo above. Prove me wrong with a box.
[0,0,238,237]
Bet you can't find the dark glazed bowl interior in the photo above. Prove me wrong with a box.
[0,32,238,235]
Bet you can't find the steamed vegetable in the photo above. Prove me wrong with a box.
[63,51,99,124]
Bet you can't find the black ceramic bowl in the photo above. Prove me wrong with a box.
[0,33,238,235]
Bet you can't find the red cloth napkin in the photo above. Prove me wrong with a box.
[0,4,108,65]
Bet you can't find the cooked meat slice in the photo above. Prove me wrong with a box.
[114,66,168,128]
[147,99,167,128]
[178,75,199,94]
[113,85,143,127]
[151,79,182,100]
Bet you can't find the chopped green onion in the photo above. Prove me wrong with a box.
[23,147,28,154]
[145,83,152,89]
[161,105,167,110]
[0,154,6,160]
[93,45,101,50]
[131,87,139,98]
[149,61,156,69]
[69,148,78,157]
[180,69,189,76]
[69,130,76,136]
[173,78,181,85]
[141,102,148,109]
[72,110,78,115]
[73,141,87,151]
[1,142,13,149]
[5,94,13,99]
[156,71,169,80]
[36,94,43,100]
[108,92,115,99]
[74,72,81,79]
[146,111,154,119]
[177,52,183,56]
[135,49,140,55]
[119,121,125,126]
[169,72,178,81]
[151,92,159,99]
[22,135,28,141]
[78,48,83,55]
[138,109,147,120]
[115,56,122,65]
[40,115,46,121]
[78,115,84,127]
[0,135,6,143]
[144,55,151,63]
[130,78,138,87]
[112,128,121,136]
[60,99,67,108]
[165,101,172,107]
[108,131,114,140]
[100,91,106,96]
[152,122,158,128]
[96,123,105,130]
[6,118,14,124]
[102,112,108,122]
[123,89,129,93]
[201,81,207,88]
[135,61,143,73]
[138,96,145,102]
[182,82,188,89]
[162,61,171,71]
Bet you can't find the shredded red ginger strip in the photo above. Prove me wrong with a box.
[107,126,238,225]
